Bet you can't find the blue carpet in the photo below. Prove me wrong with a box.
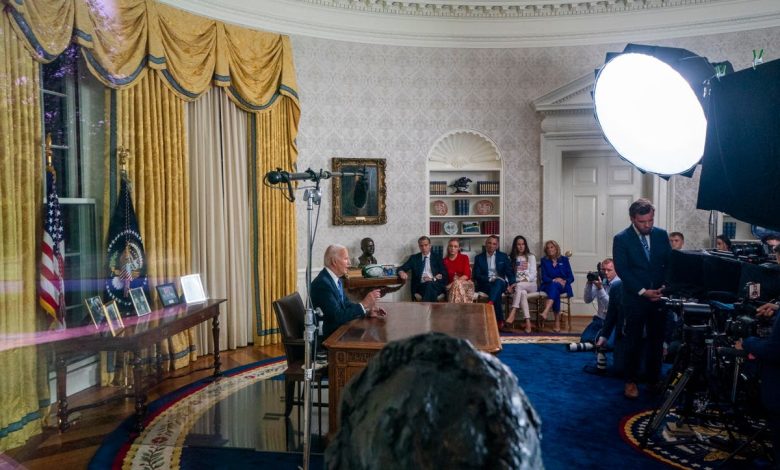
[502,343,669,469]
[92,345,671,469]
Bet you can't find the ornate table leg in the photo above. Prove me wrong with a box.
[155,342,163,382]
[56,354,69,432]
[212,314,222,378]
[132,350,147,432]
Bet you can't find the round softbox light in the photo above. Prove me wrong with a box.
[594,51,709,176]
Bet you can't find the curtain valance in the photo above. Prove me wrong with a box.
[3,0,299,113]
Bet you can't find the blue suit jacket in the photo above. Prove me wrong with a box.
[743,314,780,413]
[612,225,672,307]
[310,268,365,338]
[540,256,575,297]
[398,252,448,299]
[472,251,516,293]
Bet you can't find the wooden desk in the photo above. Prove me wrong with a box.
[322,301,500,435]
[52,299,226,432]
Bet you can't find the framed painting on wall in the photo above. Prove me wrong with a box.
[332,158,387,225]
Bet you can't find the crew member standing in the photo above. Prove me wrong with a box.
[612,198,672,399]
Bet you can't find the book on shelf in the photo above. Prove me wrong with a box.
[480,220,499,235]
[431,245,444,259]
[454,199,470,215]
[430,221,442,235]
[429,181,447,195]
[476,181,500,195]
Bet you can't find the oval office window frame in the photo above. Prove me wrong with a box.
[332,157,387,225]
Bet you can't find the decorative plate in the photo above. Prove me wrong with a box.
[432,200,448,216]
[475,199,494,215]
[443,221,458,235]
[362,264,385,278]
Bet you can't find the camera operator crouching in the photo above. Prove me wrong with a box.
[736,300,780,467]
[580,258,619,346]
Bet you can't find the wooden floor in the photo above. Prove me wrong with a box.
[5,317,591,469]
[5,344,285,470]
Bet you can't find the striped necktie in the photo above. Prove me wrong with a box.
[337,278,344,303]
[640,234,651,261]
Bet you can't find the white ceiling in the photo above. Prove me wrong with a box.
[162,0,780,47]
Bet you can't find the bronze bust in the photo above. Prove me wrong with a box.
[358,237,377,267]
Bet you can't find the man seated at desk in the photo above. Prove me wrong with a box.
[311,244,383,339]
[398,236,448,302]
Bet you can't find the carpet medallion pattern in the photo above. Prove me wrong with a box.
[621,409,772,469]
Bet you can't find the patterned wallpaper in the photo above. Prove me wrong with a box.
[290,26,780,274]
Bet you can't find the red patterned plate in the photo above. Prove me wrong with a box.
[475,199,494,215]
[432,200,448,216]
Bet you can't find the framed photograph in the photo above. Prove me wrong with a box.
[84,296,106,329]
[459,239,472,253]
[130,287,151,316]
[103,300,125,336]
[180,273,207,304]
[332,158,387,225]
[156,283,180,307]
[461,221,481,234]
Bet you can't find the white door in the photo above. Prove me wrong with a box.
[561,154,644,314]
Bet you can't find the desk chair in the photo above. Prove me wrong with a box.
[272,293,327,424]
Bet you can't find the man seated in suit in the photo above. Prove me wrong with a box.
[311,244,383,339]
[398,236,448,302]
[612,198,672,399]
[473,235,516,328]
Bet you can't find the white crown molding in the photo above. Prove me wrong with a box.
[162,0,780,48]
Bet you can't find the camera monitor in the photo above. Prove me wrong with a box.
[665,250,743,298]
[739,262,780,301]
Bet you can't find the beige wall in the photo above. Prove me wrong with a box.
[291,26,780,272]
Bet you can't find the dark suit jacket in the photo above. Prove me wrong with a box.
[600,278,624,340]
[612,225,672,307]
[398,252,448,299]
[472,250,516,293]
[743,313,780,413]
[310,268,365,338]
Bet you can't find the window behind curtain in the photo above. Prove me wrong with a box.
[41,46,106,329]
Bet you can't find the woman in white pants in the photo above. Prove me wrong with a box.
[505,235,537,333]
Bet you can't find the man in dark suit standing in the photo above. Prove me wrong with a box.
[398,236,448,302]
[473,235,516,327]
[612,198,672,399]
[311,244,382,339]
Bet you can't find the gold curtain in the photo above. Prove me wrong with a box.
[0,14,49,451]
[4,0,299,109]
[251,98,299,346]
[114,72,196,369]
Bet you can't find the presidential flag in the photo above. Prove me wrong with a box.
[105,174,148,310]
[39,165,66,326]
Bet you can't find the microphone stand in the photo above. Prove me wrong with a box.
[301,182,322,470]
[264,167,364,470]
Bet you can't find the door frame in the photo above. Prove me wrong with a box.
[533,73,673,251]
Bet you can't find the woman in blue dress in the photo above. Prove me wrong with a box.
[540,240,574,332]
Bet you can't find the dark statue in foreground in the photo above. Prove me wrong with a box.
[325,333,543,469]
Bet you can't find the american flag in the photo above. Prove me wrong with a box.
[39,166,66,326]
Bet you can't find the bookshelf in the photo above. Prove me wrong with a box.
[427,130,502,261]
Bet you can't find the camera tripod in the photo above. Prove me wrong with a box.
[640,328,771,466]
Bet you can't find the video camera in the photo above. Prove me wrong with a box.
[586,262,604,283]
